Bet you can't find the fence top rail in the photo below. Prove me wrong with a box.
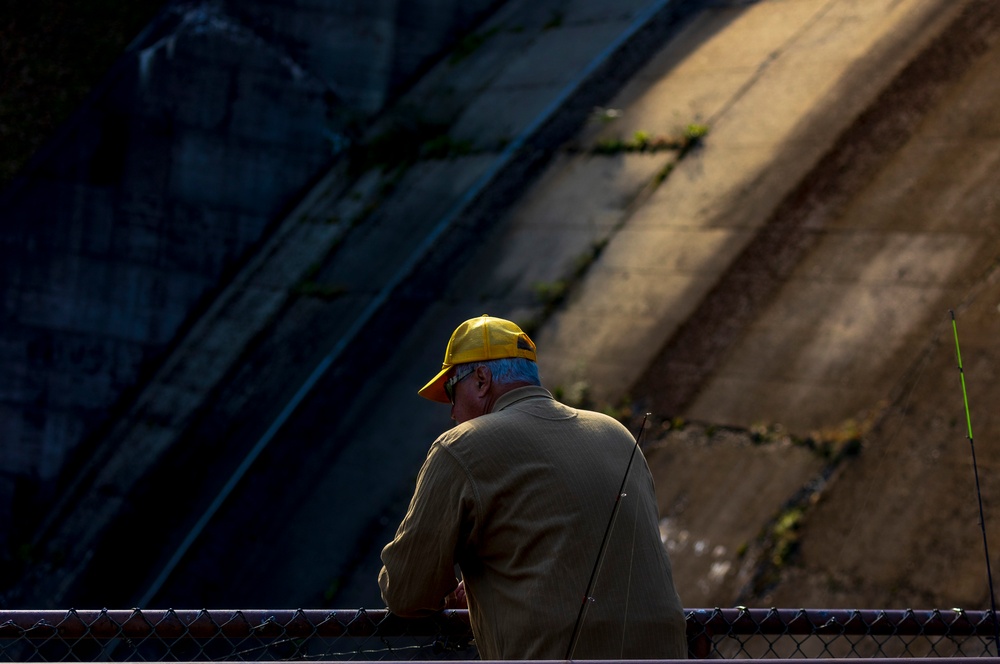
[265,660,1000,664]
[0,608,465,640]
[689,608,999,636]
[0,608,996,641]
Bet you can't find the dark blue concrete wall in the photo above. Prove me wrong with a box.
[0,0,499,552]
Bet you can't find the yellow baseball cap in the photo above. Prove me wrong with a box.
[418,314,537,403]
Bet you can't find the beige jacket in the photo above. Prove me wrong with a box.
[379,386,686,659]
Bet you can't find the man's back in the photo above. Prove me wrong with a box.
[436,386,686,659]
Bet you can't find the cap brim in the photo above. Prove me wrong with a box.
[418,365,453,403]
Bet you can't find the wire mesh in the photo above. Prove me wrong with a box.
[1,608,996,661]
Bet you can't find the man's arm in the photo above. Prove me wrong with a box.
[379,442,474,616]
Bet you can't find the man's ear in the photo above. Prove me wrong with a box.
[475,365,492,395]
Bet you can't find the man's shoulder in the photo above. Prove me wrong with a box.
[432,423,472,450]
[432,415,503,450]
[574,406,633,432]
[434,410,510,447]
[430,404,535,457]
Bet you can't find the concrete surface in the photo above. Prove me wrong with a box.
[14,0,1000,620]
[536,0,962,403]
[743,2,1000,609]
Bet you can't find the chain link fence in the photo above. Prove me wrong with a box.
[1,608,997,661]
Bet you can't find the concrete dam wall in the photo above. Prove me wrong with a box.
[7,0,996,615]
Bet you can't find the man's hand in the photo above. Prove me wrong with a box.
[444,580,467,609]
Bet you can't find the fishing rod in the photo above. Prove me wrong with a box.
[565,412,650,660]
[950,310,1000,655]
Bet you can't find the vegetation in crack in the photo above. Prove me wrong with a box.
[347,116,474,177]
[449,26,501,65]
[592,124,709,156]
[293,260,348,301]
[520,238,609,338]
[543,10,564,30]
[734,414,873,602]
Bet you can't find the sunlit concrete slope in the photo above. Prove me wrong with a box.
[534,0,964,408]
[712,2,1000,611]
[628,0,1000,609]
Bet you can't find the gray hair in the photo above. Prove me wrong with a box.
[461,358,540,386]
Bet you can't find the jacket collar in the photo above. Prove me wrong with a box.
[492,385,553,413]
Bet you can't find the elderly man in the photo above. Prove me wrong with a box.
[379,314,686,659]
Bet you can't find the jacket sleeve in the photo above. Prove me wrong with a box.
[378,441,475,616]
